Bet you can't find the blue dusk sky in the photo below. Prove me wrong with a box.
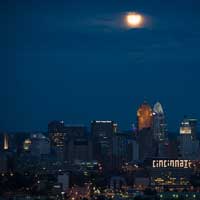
[1,0,200,132]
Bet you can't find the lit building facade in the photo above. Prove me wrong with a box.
[149,159,194,191]
[137,102,153,131]
[23,138,32,151]
[179,117,199,159]
[48,120,66,161]
[152,102,167,141]
[49,120,66,147]
[49,121,87,161]
[3,133,9,150]
[180,117,198,139]
[180,118,192,135]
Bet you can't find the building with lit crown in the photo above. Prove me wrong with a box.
[180,117,198,139]
[152,102,167,141]
[179,117,199,159]
[137,102,153,131]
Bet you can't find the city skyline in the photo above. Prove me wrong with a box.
[1,0,200,132]
[0,100,198,133]
[2,1,200,199]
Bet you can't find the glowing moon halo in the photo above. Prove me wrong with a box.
[126,12,144,28]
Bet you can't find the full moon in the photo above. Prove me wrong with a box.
[126,12,144,28]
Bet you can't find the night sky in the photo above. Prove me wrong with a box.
[1,0,200,132]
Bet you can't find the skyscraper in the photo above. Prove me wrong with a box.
[180,117,198,139]
[49,120,65,145]
[48,120,66,161]
[137,102,153,131]
[49,120,87,161]
[152,102,167,141]
[137,128,156,160]
[91,120,115,168]
[112,132,139,169]
[179,117,199,159]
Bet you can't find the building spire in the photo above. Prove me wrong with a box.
[3,133,9,150]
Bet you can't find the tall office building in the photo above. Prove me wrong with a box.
[49,120,66,144]
[49,120,66,146]
[91,120,115,168]
[137,128,156,161]
[152,102,167,141]
[137,102,153,131]
[49,120,87,161]
[49,121,86,144]
[180,117,198,139]
[48,120,66,161]
[112,133,139,169]
[179,117,199,159]
[112,133,129,170]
